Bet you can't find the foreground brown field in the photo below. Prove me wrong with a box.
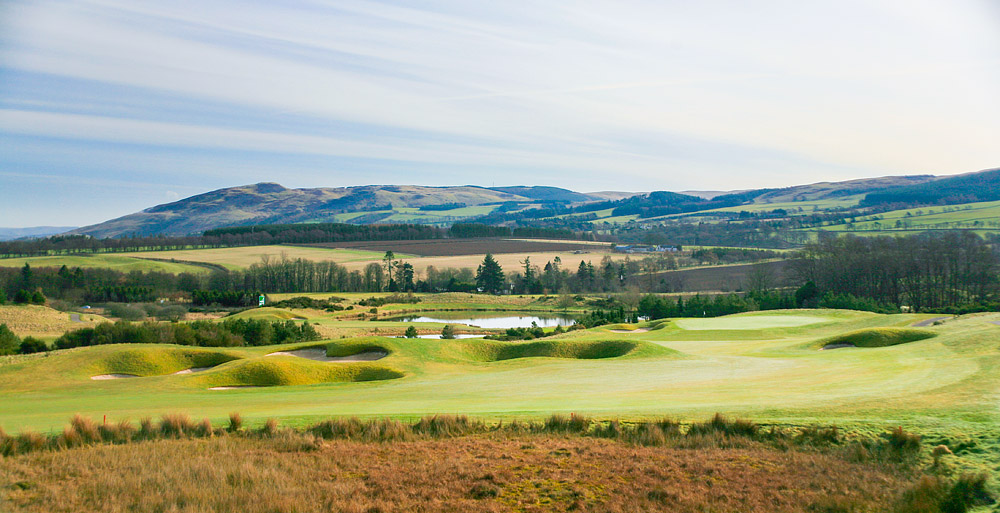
[2,432,910,513]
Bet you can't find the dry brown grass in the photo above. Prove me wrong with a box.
[0,305,104,338]
[0,432,911,513]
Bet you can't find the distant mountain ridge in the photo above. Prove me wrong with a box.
[0,226,78,241]
[67,169,995,239]
[69,184,619,238]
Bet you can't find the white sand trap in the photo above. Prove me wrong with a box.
[91,373,140,380]
[609,328,650,334]
[208,385,261,390]
[265,348,388,362]
[172,367,212,375]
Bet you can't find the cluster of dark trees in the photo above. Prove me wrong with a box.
[791,232,998,311]
[637,292,796,320]
[0,264,199,305]
[191,290,263,307]
[54,318,320,349]
[0,324,47,355]
[418,203,466,211]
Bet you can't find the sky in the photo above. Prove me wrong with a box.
[1,0,998,228]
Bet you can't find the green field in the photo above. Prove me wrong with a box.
[815,199,1000,234]
[0,254,211,274]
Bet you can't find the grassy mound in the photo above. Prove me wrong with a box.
[460,339,641,362]
[88,347,240,377]
[201,358,404,387]
[819,327,936,349]
[321,338,392,358]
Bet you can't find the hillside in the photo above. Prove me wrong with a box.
[860,168,1000,207]
[0,226,78,241]
[63,170,995,240]
[70,184,612,238]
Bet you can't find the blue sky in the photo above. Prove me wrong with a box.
[1,0,998,227]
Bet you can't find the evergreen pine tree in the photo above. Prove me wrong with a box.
[476,253,505,294]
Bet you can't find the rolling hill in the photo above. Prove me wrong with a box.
[69,184,614,238]
[63,169,996,239]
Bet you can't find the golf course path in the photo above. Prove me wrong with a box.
[265,348,388,362]
[911,316,949,327]
[70,313,82,323]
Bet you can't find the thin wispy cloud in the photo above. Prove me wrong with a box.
[1,0,998,226]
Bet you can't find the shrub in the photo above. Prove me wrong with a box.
[440,324,456,339]
[160,414,194,438]
[887,426,921,454]
[688,413,759,438]
[404,325,418,338]
[941,473,994,513]
[544,413,591,434]
[107,303,148,321]
[413,415,478,438]
[18,337,47,354]
[15,431,46,454]
[70,415,100,443]
[139,417,155,439]
[635,423,667,446]
[228,412,243,432]
[0,427,12,456]
[261,418,279,436]
[194,418,213,438]
[799,425,840,445]
[0,323,19,356]
[58,426,83,449]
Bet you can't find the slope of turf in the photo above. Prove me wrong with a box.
[816,327,936,348]
[196,358,404,387]
[458,339,655,362]
[88,347,241,377]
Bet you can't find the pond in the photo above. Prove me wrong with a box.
[383,312,577,329]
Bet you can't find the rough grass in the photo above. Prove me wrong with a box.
[89,347,241,377]
[0,429,916,513]
[198,358,404,387]
[0,304,106,338]
[819,327,937,348]
[458,339,648,361]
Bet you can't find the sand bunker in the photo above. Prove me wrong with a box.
[172,367,213,375]
[609,328,650,334]
[820,343,855,351]
[265,348,387,362]
[91,374,140,380]
[208,385,261,390]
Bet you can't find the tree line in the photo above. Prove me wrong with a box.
[53,318,320,350]
[0,222,585,259]
[791,232,998,311]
